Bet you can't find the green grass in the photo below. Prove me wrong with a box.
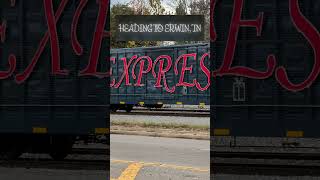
[111,121,209,131]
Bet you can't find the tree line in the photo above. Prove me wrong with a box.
[111,0,209,48]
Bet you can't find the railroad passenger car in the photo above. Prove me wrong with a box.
[110,43,210,112]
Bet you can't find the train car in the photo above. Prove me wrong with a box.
[110,43,210,112]
[0,1,109,159]
[212,0,320,150]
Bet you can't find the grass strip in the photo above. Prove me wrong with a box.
[111,121,209,131]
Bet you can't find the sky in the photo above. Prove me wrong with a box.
[111,0,127,5]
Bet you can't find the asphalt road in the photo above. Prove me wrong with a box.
[111,134,210,180]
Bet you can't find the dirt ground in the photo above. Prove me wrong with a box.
[111,125,209,140]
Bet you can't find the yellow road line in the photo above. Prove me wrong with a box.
[111,159,209,172]
[117,163,143,180]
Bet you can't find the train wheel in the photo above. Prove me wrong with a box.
[125,105,133,112]
[0,139,24,160]
[111,105,118,112]
[155,104,163,109]
[49,136,74,160]
[50,151,69,161]
[0,149,22,160]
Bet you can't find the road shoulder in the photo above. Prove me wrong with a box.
[111,124,209,140]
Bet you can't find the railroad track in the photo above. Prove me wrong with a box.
[141,108,209,112]
[71,148,107,155]
[213,151,320,160]
[214,162,320,176]
[0,147,108,170]
[112,109,210,117]
[213,151,320,176]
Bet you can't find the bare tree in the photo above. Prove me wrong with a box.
[149,0,165,15]
[175,0,188,15]
[129,0,151,15]
[129,0,165,15]
[189,0,209,15]
[189,0,210,41]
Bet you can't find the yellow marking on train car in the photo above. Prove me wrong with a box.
[199,103,205,109]
[32,127,47,134]
[95,128,109,134]
[120,101,126,105]
[287,130,304,138]
[157,102,163,105]
[117,163,143,180]
[176,102,183,105]
[214,128,230,136]
[139,102,145,106]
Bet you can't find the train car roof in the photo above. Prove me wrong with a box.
[111,43,209,53]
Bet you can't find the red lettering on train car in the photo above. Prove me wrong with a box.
[0,21,6,43]
[212,0,276,79]
[153,55,175,93]
[71,0,87,56]
[114,55,137,88]
[210,0,320,92]
[44,0,68,75]
[196,53,210,91]
[15,0,69,83]
[275,0,320,92]
[0,20,16,79]
[210,0,217,42]
[132,56,153,87]
[110,57,116,87]
[111,52,210,93]
[175,53,196,87]
[9,0,110,83]
[80,0,110,77]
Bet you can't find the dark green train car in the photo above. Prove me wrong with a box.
[110,43,210,112]
[0,0,109,159]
